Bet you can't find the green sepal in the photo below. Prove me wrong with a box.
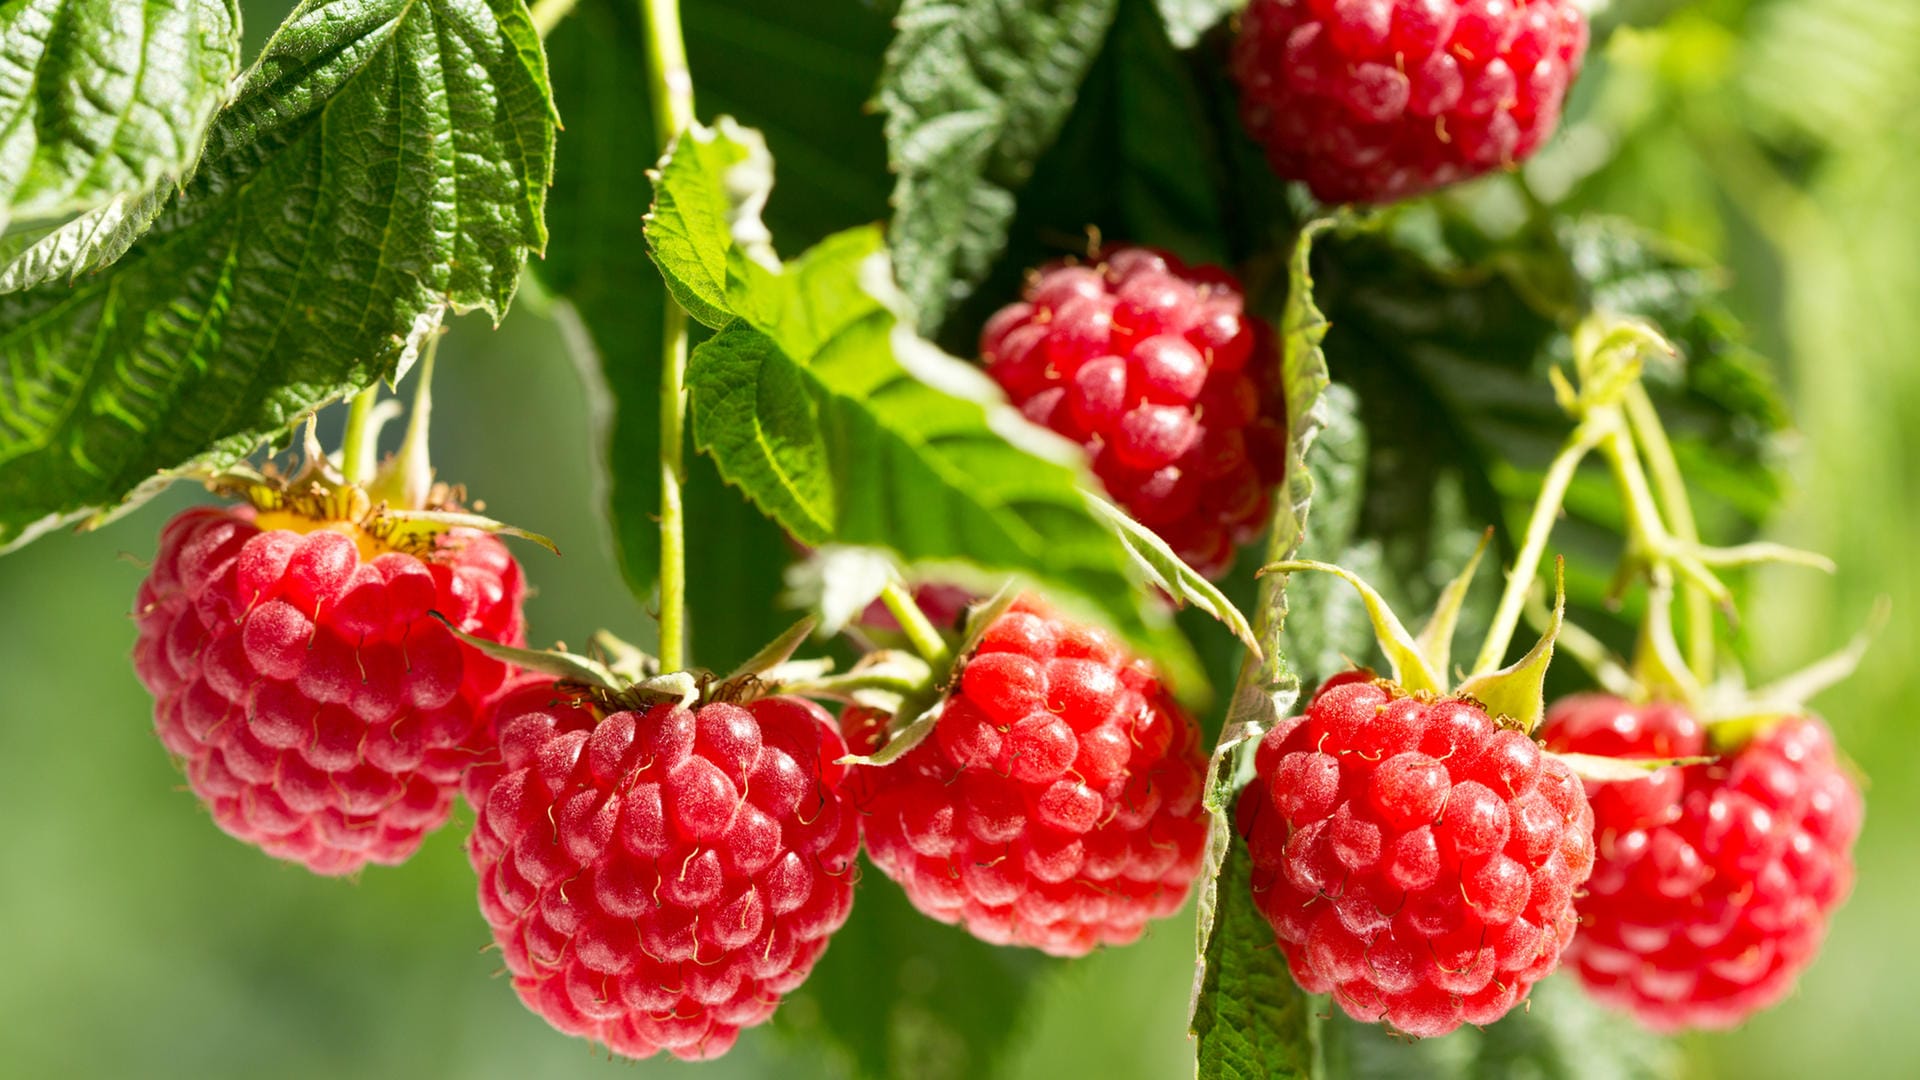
[1456,558,1566,733]
[1258,559,1443,693]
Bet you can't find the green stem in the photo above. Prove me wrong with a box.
[879,581,952,668]
[643,0,695,671]
[1470,416,1610,676]
[339,384,380,486]
[529,0,580,37]
[1624,384,1714,683]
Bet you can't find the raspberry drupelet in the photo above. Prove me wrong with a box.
[1233,0,1590,204]
[1542,694,1862,1031]
[133,503,524,875]
[465,679,860,1061]
[844,597,1210,956]
[1237,671,1596,1036]
[979,247,1286,578]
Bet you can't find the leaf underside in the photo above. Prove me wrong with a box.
[0,0,556,553]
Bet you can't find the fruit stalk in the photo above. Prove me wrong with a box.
[1471,414,1609,676]
[1624,383,1714,681]
[644,0,695,671]
[878,580,952,668]
[339,383,380,486]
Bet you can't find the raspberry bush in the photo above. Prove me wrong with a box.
[0,0,1881,1076]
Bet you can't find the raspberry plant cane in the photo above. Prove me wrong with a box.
[131,335,548,875]
[1518,327,1870,1033]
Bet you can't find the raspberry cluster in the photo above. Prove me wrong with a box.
[980,248,1286,578]
[1233,0,1590,204]
[466,681,859,1061]
[1542,694,1863,1031]
[133,505,524,875]
[1237,672,1595,1035]
[846,599,1210,955]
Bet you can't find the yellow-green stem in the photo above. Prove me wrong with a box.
[879,581,952,668]
[1471,417,1610,676]
[644,0,694,671]
[339,384,380,486]
[1624,384,1714,682]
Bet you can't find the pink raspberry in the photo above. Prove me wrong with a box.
[1237,671,1595,1036]
[979,248,1286,578]
[844,597,1209,956]
[1542,694,1863,1031]
[1233,0,1590,203]
[132,504,524,875]
[466,681,859,1061]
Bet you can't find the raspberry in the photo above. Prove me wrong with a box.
[1232,0,1590,203]
[844,597,1209,956]
[979,248,1286,578]
[1236,673,1595,1035]
[132,504,523,874]
[465,681,859,1061]
[1541,694,1862,1031]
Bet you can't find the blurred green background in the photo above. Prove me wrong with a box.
[2,1,1914,1077]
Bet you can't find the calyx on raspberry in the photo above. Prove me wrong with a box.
[132,427,532,875]
[1232,0,1591,204]
[844,595,1209,956]
[979,246,1286,578]
[1541,694,1861,1032]
[465,674,859,1061]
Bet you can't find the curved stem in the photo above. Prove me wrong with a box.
[339,384,381,486]
[643,0,695,672]
[1624,384,1714,683]
[879,581,952,668]
[1471,416,1609,677]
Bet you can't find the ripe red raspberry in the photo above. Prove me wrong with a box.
[1236,672,1596,1036]
[1233,0,1590,203]
[844,598,1209,956]
[466,682,859,1061]
[979,248,1286,578]
[132,504,524,875]
[1541,694,1863,1031]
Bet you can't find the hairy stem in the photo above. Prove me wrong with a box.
[644,0,695,671]
[879,581,952,668]
[1471,416,1609,676]
[1624,383,1714,682]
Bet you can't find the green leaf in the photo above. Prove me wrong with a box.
[647,117,776,329]
[778,868,1053,1080]
[1191,221,1332,1074]
[1154,0,1244,49]
[1191,841,1313,1080]
[0,0,555,554]
[648,119,1198,688]
[880,0,1120,333]
[0,0,241,291]
[1317,974,1681,1079]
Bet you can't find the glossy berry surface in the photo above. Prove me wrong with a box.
[1542,695,1862,1031]
[133,505,524,875]
[1233,0,1590,203]
[1237,673,1595,1035]
[466,684,859,1061]
[846,598,1209,956]
[979,247,1286,578]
